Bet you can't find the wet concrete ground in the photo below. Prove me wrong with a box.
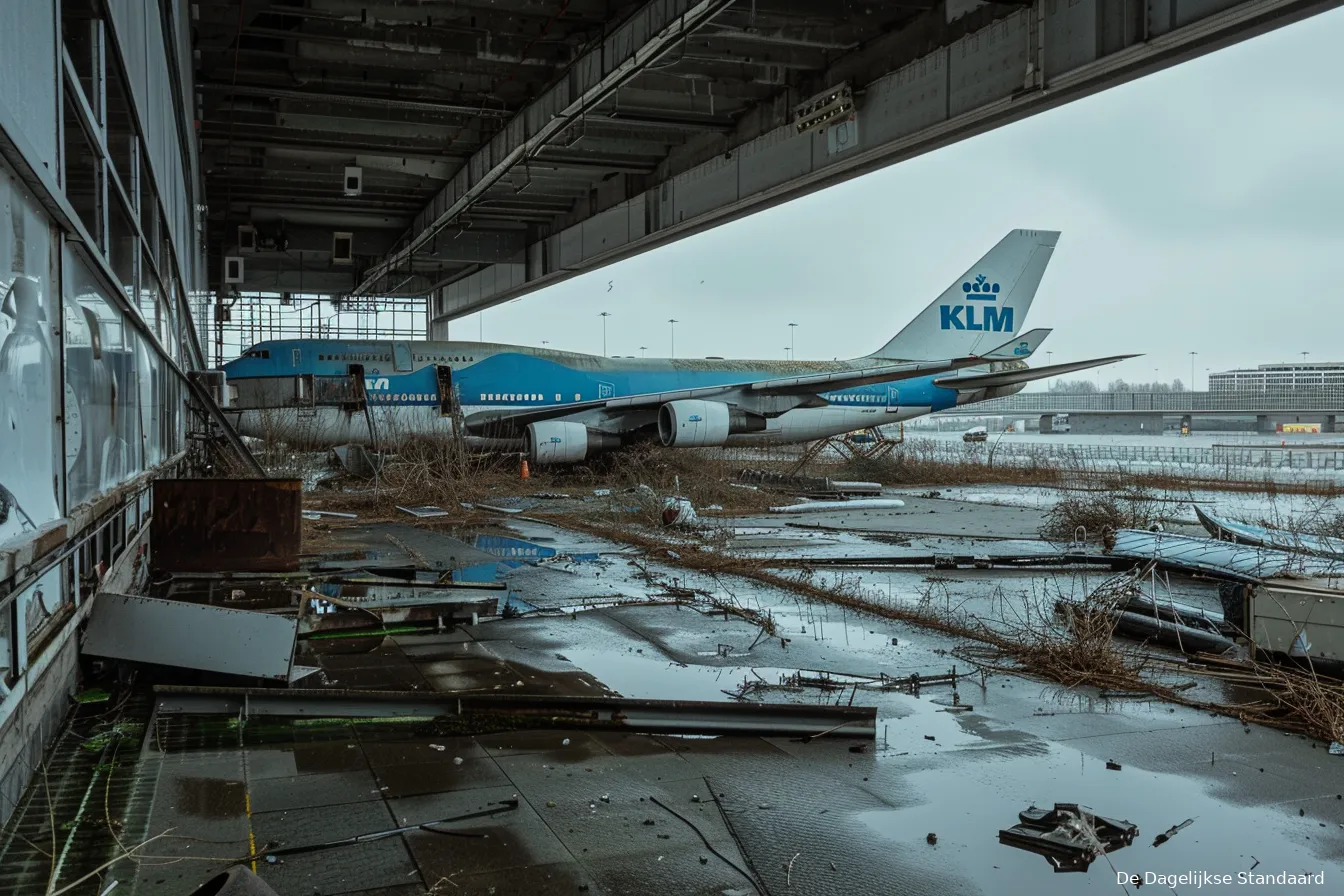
[3,491,1343,895]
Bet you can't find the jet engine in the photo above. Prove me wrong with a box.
[525,420,620,464]
[657,400,765,447]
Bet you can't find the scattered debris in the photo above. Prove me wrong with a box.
[661,496,699,527]
[998,803,1138,872]
[395,505,451,518]
[302,509,358,520]
[1152,818,1194,847]
[768,498,906,514]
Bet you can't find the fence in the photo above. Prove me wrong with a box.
[702,437,1344,487]
[940,389,1344,415]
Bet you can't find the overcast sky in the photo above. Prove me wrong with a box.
[453,9,1343,391]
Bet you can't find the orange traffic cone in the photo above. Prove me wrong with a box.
[520,457,530,480]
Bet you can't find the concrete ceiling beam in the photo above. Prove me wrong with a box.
[352,0,739,296]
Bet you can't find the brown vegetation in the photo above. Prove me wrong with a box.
[1039,487,1160,541]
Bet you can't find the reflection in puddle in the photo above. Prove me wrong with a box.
[856,746,1324,893]
[472,534,601,565]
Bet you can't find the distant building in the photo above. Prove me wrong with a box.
[1209,363,1344,392]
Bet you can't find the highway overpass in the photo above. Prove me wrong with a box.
[189,0,1344,327]
[934,389,1344,432]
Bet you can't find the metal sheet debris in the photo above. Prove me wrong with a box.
[85,594,301,682]
[152,686,879,737]
[395,505,451,518]
[1196,506,1344,559]
[302,509,358,520]
[1108,529,1341,581]
[152,478,301,572]
[998,803,1138,872]
[768,498,907,514]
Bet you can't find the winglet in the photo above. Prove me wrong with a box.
[976,328,1052,361]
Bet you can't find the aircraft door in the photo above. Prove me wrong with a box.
[886,385,900,412]
[435,365,457,417]
[393,342,413,371]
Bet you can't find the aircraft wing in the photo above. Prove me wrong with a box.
[463,360,969,436]
[463,331,1057,437]
[931,354,1139,390]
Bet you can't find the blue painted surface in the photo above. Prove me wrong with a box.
[220,338,963,411]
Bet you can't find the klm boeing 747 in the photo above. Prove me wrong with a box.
[219,229,1135,464]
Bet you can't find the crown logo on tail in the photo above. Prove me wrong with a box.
[962,274,1000,301]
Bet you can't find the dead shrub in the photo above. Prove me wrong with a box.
[1040,487,1159,541]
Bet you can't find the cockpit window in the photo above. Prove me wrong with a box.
[244,349,271,359]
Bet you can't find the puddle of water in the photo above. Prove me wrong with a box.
[856,745,1330,892]
[875,693,985,752]
[173,776,246,819]
[556,648,810,703]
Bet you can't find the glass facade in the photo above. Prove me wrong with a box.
[0,172,60,547]
[1,1,203,728]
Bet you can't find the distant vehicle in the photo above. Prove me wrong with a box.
[847,428,884,444]
[963,426,989,442]
[220,229,1133,464]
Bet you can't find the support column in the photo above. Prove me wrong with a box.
[1039,414,1053,434]
[1255,415,1275,434]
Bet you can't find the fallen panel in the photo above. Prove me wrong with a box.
[1195,506,1344,560]
[396,505,451,518]
[1108,529,1342,582]
[152,687,878,738]
[769,498,906,514]
[85,594,299,682]
[152,478,301,572]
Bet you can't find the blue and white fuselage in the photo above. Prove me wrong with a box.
[221,339,970,450]
[216,229,1135,463]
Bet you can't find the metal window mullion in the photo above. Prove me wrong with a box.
[105,0,203,342]
[61,50,107,162]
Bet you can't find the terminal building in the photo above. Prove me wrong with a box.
[2,1,1342,892]
[1209,362,1344,392]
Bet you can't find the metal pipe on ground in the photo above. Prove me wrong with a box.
[152,686,878,738]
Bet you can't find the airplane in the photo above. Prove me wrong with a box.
[217,229,1135,465]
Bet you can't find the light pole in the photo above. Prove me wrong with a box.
[789,322,797,359]
[600,311,611,356]
[784,347,791,361]
[668,319,678,358]
[478,312,483,341]
[1189,351,1197,391]
[1302,351,1310,365]
[640,346,647,357]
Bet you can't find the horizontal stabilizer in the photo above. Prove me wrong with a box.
[932,354,1139,391]
[976,328,1051,361]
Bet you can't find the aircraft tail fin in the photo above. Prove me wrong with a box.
[867,229,1060,362]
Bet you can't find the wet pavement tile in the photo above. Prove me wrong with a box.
[374,756,511,799]
[251,799,416,895]
[249,769,383,813]
[434,860,598,896]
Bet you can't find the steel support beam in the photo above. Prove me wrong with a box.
[351,0,738,296]
[152,686,879,738]
[431,0,1343,319]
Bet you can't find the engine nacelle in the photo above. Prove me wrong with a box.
[658,400,750,447]
[525,421,620,464]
